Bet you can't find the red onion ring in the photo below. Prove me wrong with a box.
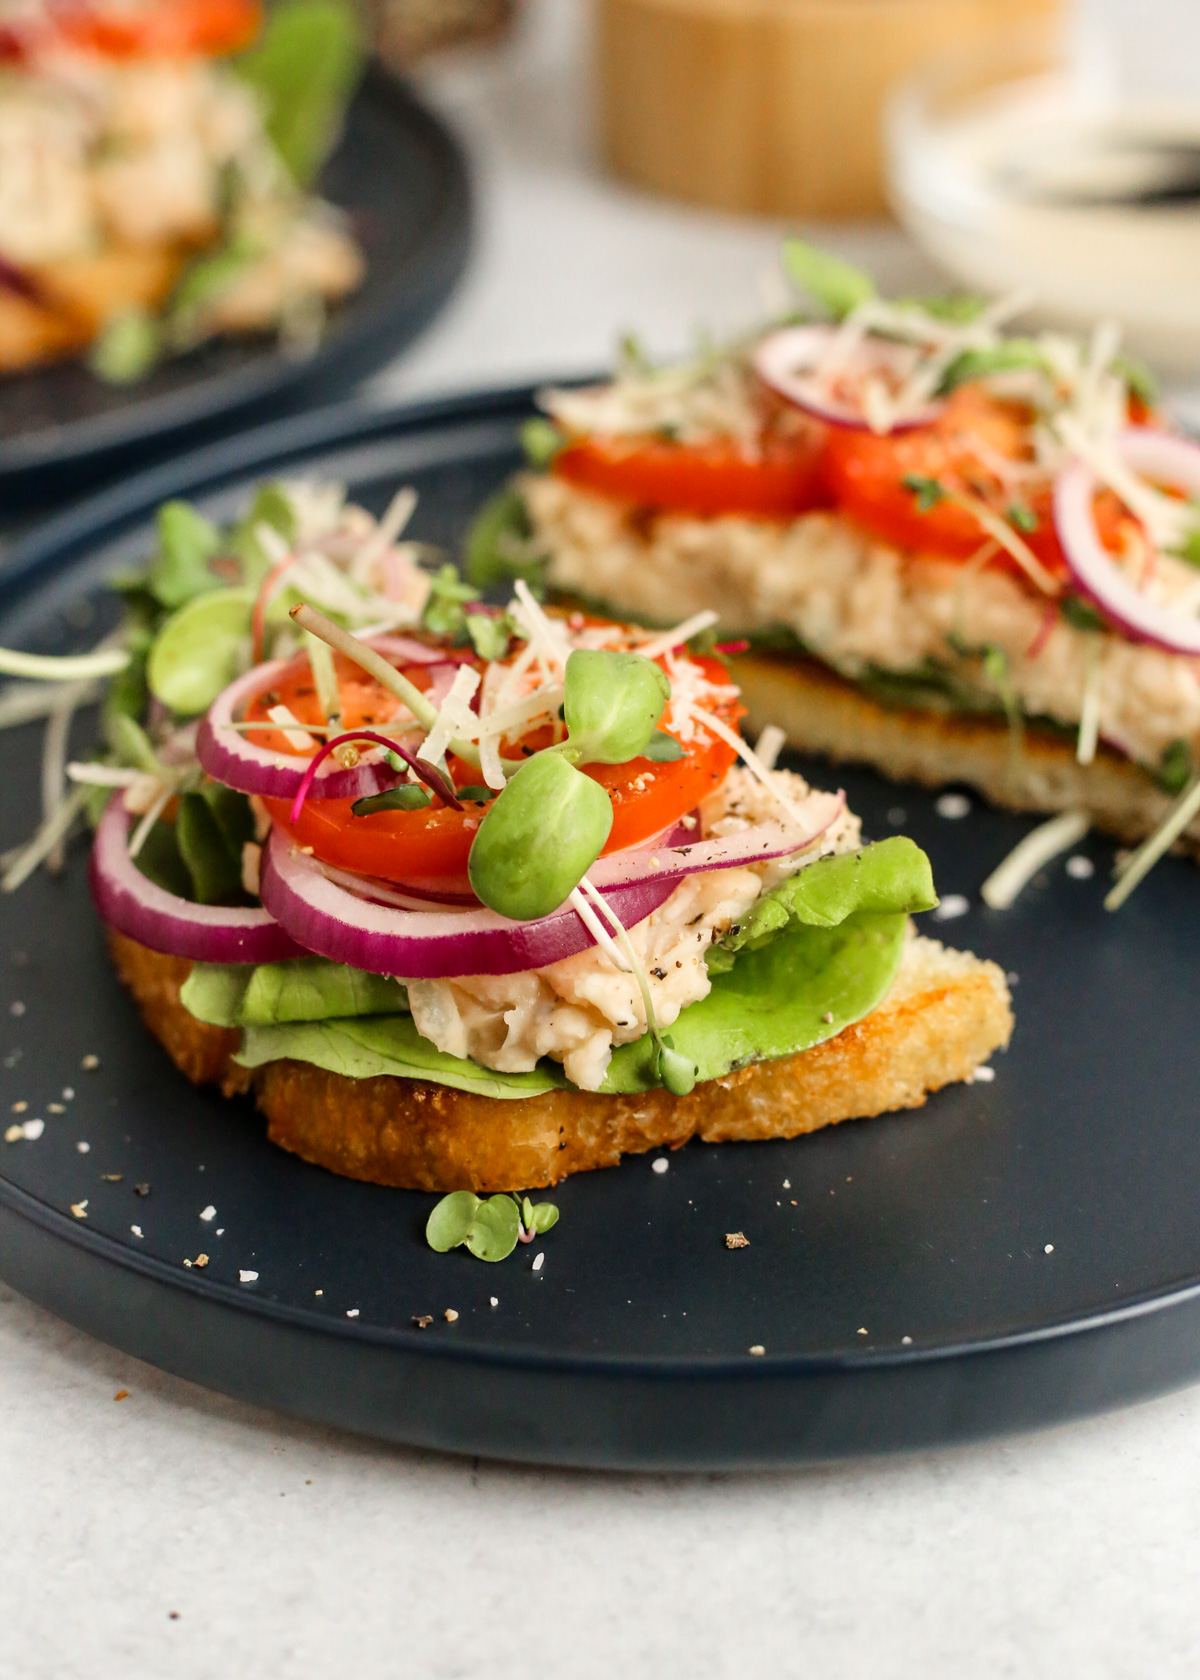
[90,799,304,964]
[586,795,844,892]
[259,798,842,978]
[753,325,944,433]
[196,658,410,803]
[1053,429,1200,654]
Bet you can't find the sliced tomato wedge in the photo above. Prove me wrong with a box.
[47,0,261,58]
[553,423,828,518]
[821,386,1035,561]
[820,384,1144,576]
[254,649,741,885]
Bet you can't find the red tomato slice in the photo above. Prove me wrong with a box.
[243,649,450,756]
[254,650,741,885]
[553,426,828,518]
[48,0,261,58]
[821,387,1037,561]
[821,384,1140,576]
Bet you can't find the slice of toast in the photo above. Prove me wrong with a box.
[733,650,1200,854]
[106,925,1013,1192]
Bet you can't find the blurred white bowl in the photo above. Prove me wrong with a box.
[886,20,1200,376]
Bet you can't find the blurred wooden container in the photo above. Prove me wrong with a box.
[365,0,518,65]
[597,0,1061,218]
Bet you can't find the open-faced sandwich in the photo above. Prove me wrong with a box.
[0,479,1011,1205]
[0,0,364,381]
[487,243,1200,907]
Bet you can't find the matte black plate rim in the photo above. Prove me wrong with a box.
[6,1171,1200,1375]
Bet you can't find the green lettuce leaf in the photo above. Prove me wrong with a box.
[233,0,365,188]
[719,837,937,952]
[600,912,907,1094]
[236,1014,564,1099]
[211,842,935,1099]
[182,957,408,1027]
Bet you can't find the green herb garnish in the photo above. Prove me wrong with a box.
[1156,738,1193,796]
[351,785,432,816]
[1060,595,1107,634]
[902,474,947,512]
[1007,503,1039,534]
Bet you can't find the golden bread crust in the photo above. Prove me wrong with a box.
[106,926,1012,1192]
[733,650,1200,852]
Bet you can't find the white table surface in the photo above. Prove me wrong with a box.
[6,4,1200,1675]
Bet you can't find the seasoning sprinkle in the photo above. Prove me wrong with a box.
[748,1344,765,1357]
[70,1200,88,1219]
[725,1231,749,1249]
[444,1308,459,1322]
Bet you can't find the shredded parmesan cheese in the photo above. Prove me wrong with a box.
[981,810,1090,909]
[692,705,815,828]
[634,610,719,661]
[267,704,317,752]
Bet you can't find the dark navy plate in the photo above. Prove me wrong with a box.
[2,387,1200,1469]
[0,67,470,505]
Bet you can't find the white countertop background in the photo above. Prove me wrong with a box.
[5,3,1200,1674]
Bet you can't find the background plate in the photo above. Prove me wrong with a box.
[2,388,1200,1470]
[0,67,470,504]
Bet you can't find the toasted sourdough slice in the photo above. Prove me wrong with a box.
[733,650,1200,854]
[106,925,1013,1193]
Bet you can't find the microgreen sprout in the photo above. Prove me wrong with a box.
[147,587,256,715]
[782,238,877,321]
[558,648,669,765]
[468,753,613,920]
[426,1189,559,1261]
[0,646,131,682]
[468,649,674,918]
[289,729,460,825]
[422,564,479,638]
[520,417,565,469]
